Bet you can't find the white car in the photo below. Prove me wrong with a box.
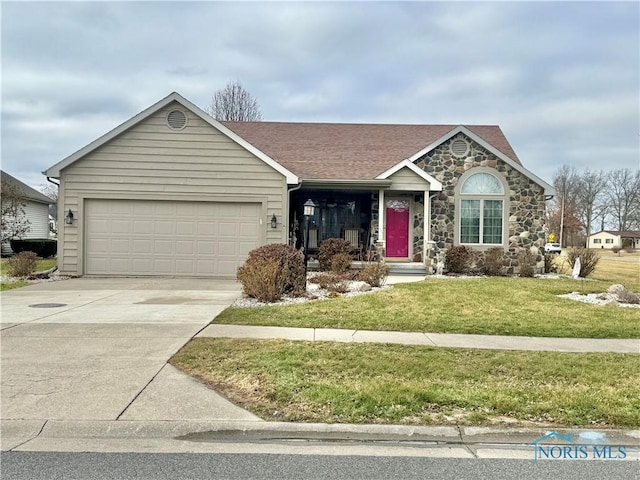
[544,243,561,254]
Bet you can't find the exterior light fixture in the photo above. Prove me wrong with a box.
[65,209,74,225]
[302,199,317,278]
[303,199,316,217]
[271,213,277,229]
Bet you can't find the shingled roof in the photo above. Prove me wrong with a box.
[220,121,521,181]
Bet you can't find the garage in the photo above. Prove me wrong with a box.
[85,199,261,277]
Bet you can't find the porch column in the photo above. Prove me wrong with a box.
[378,189,385,252]
[423,190,429,263]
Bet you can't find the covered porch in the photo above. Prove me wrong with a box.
[288,163,443,265]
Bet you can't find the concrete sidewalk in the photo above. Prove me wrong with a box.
[198,324,640,353]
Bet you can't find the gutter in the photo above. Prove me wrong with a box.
[301,179,393,190]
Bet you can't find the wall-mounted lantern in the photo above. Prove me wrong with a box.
[65,209,74,225]
[270,213,278,229]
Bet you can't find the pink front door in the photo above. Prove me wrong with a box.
[385,200,410,257]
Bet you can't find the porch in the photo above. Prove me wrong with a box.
[288,179,441,267]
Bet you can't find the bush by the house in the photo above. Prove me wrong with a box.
[544,254,559,274]
[318,238,353,271]
[8,251,38,277]
[444,245,472,274]
[236,244,305,303]
[359,262,389,287]
[517,248,535,277]
[566,247,600,278]
[10,239,57,258]
[611,246,621,255]
[331,252,352,273]
[483,247,505,276]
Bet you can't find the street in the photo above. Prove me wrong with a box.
[2,451,637,480]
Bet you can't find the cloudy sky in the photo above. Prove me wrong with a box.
[2,1,638,190]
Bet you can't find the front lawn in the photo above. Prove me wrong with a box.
[0,257,57,291]
[171,338,640,427]
[215,277,639,339]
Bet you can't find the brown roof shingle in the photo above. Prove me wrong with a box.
[220,121,521,180]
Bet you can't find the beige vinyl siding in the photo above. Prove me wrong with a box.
[388,167,430,191]
[588,232,620,249]
[58,101,288,276]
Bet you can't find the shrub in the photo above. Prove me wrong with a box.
[359,262,389,287]
[309,272,340,289]
[625,247,635,254]
[328,279,350,294]
[8,251,37,277]
[544,254,559,274]
[517,248,535,277]
[617,290,640,305]
[444,246,472,274]
[484,247,505,276]
[318,238,353,271]
[565,247,600,278]
[611,246,621,255]
[331,252,352,273]
[236,244,305,302]
[10,239,57,258]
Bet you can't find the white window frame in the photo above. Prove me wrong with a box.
[455,169,508,248]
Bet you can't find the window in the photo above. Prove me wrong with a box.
[605,239,613,244]
[458,171,505,245]
[593,239,601,244]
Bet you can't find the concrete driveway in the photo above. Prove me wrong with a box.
[1,278,260,435]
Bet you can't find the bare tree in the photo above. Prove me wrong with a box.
[208,81,263,121]
[1,179,30,243]
[606,168,640,231]
[575,169,607,242]
[40,183,58,202]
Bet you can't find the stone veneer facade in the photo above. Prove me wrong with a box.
[413,133,547,274]
[367,133,547,273]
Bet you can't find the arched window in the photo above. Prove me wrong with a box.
[458,171,506,245]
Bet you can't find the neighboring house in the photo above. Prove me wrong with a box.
[1,170,54,255]
[43,92,553,278]
[588,230,640,250]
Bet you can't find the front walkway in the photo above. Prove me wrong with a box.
[198,324,640,353]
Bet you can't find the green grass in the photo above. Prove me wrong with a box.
[171,338,640,427]
[0,257,57,291]
[216,277,640,338]
[590,252,639,291]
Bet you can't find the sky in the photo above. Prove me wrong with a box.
[2,1,639,191]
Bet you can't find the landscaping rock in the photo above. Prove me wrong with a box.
[607,284,626,296]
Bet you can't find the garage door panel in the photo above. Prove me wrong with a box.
[85,199,261,277]
[111,220,131,234]
[154,240,173,254]
[154,221,174,235]
[176,222,195,235]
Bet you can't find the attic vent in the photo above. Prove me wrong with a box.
[166,109,187,130]
[450,138,469,158]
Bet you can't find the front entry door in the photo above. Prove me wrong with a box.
[385,199,410,257]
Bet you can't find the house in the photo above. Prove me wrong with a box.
[588,230,640,250]
[43,92,553,278]
[1,170,54,255]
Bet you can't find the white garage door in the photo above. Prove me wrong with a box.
[85,199,261,276]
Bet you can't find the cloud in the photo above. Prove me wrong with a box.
[1,1,638,189]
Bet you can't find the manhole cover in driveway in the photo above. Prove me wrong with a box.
[28,303,67,308]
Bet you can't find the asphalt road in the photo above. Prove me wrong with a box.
[1,452,636,480]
